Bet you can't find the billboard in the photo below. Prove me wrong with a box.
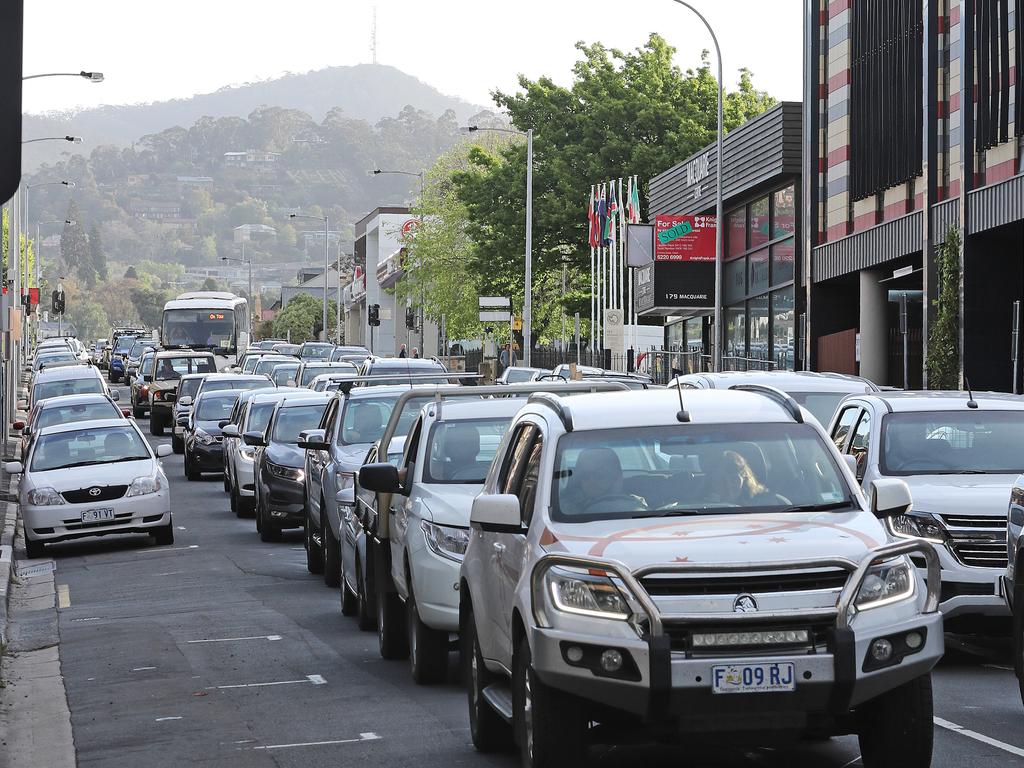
[654,214,717,262]
[633,260,714,314]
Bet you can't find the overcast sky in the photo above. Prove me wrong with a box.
[23,0,802,115]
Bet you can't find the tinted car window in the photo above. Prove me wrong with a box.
[34,378,104,401]
[246,401,279,434]
[272,404,329,443]
[37,401,120,430]
[196,395,238,421]
[32,426,150,471]
[881,411,1024,475]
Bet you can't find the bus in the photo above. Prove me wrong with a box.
[161,292,250,370]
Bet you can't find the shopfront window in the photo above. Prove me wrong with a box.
[771,238,795,285]
[748,295,770,362]
[726,307,746,358]
[685,318,704,352]
[749,197,770,249]
[772,287,795,370]
[727,209,746,259]
[749,248,769,295]
[725,257,746,304]
[773,185,796,239]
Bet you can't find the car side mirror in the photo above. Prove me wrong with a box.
[218,420,230,429]
[110,390,120,401]
[842,454,858,477]
[4,461,23,474]
[178,396,192,407]
[243,431,267,447]
[164,392,177,402]
[870,478,912,519]
[143,375,152,382]
[358,462,401,493]
[12,420,24,431]
[222,424,240,438]
[470,494,524,533]
[156,444,173,458]
[297,429,329,451]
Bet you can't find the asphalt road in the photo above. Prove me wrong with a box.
[37,383,1024,767]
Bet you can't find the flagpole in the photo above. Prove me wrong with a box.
[589,184,596,355]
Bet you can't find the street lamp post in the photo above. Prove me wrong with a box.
[290,213,330,341]
[672,0,724,372]
[21,135,83,145]
[35,220,74,342]
[23,71,103,82]
[21,180,75,296]
[221,254,253,315]
[463,125,534,366]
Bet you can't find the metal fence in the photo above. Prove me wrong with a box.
[642,350,779,384]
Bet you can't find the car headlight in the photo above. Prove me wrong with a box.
[26,487,65,506]
[544,566,631,620]
[886,510,947,543]
[855,559,915,610]
[239,447,256,461]
[336,471,354,490]
[267,463,304,482]
[421,520,469,561]
[127,475,162,497]
[194,428,216,446]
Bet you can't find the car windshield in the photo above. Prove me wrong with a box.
[37,401,120,430]
[300,365,353,386]
[203,379,270,394]
[424,418,512,484]
[31,426,151,472]
[246,401,279,434]
[503,368,537,383]
[550,423,852,522]
[114,337,136,353]
[34,378,103,401]
[339,397,398,445]
[881,411,1024,475]
[196,395,238,421]
[155,356,216,381]
[254,358,289,376]
[162,308,235,351]
[300,344,334,360]
[272,403,329,443]
[272,365,299,385]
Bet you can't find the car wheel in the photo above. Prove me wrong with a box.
[340,549,358,617]
[258,499,280,542]
[1015,579,1024,708]
[230,486,239,516]
[378,588,409,660]
[171,435,184,454]
[150,411,165,436]
[355,556,375,631]
[408,588,448,684]
[184,451,200,481]
[24,535,45,559]
[322,507,341,588]
[513,635,587,768]
[305,513,324,574]
[222,474,230,493]
[463,605,512,752]
[151,521,175,547]
[132,404,146,418]
[856,673,933,768]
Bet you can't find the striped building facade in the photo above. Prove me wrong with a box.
[805,0,1024,390]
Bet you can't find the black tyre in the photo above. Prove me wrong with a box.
[149,411,165,436]
[305,513,324,574]
[24,536,45,559]
[151,522,174,547]
[378,590,409,660]
[1014,578,1024,707]
[340,565,358,616]
[258,499,280,542]
[322,506,341,588]
[356,556,375,630]
[132,403,146,418]
[857,673,933,768]
[184,452,200,481]
[223,474,230,493]
[408,589,449,684]
[463,606,512,752]
[171,435,184,454]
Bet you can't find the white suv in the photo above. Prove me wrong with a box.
[460,386,942,767]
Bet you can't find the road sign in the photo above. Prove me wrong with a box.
[479,311,511,323]
[512,315,523,331]
[478,297,510,308]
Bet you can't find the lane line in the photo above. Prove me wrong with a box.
[155,716,182,722]
[131,666,157,672]
[935,717,1024,758]
[186,634,282,644]
[140,545,198,553]
[839,756,862,768]
[206,674,326,690]
[56,584,71,608]
[253,733,380,751]
[71,617,101,622]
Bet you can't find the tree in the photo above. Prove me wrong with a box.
[88,223,108,281]
[130,286,170,328]
[272,293,337,342]
[124,265,139,280]
[61,278,110,340]
[926,226,961,389]
[453,35,776,339]
[201,277,220,291]
[60,202,90,277]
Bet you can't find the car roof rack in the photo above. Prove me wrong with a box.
[526,392,574,432]
[335,372,482,395]
[727,384,804,423]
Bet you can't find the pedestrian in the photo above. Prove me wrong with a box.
[500,345,509,369]
[412,347,420,359]
[399,343,407,358]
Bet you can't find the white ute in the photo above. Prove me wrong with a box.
[459,385,943,768]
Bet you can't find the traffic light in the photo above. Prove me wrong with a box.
[405,307,415,330]
[51,289,65,314]
[368,303,381,327]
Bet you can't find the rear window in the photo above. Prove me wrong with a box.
[300,365,352,386]
[246,401,278,435]
[202,379,270,394]
[424,418,512,483]
[196,395,238,422]
[114,337,136,353]
[300,344,334,360]
[37,401,120,430]
[155,356,216,380]
[34,378,103,401]
[272,365,299,386]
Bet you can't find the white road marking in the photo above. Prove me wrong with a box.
[176,526,186,530]
[131,666,157,672]
[935,717,1024,757]
[252,733,380,750]
[206,674,326,690]
[155,571,184,577]
[186,634,282,644]
[71,617,101,622]
[140,545,198,553]
[56,584,71,608]
[982,663,1014,672]
[155,716,182,722]
[839,756,862,768]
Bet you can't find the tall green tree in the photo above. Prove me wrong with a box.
[272,293,337,342]
[88,223,108,281]
[130,286,170,328]
[60,201,90,277]
[926,227,961,389]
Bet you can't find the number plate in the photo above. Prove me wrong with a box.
[174,426,184,436]
[81,508,115,524]
[711,662,795,694]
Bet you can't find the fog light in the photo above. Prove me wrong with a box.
[565,645,584,664]
[270,509,287,518]
[600,649,623,673]
[905,631,923,650]
[870,638,893,662]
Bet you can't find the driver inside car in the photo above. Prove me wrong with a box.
[560,446,647,517]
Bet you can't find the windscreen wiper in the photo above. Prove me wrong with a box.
[777,500,854,513]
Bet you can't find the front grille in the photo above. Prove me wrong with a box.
[640,569,849,597]
[62,485,128,503]
[938,513,1008,568]
[663,620,832,656]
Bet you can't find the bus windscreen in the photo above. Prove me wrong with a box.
[163,309,235,351]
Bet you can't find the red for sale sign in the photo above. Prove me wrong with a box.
[654,214,717,262]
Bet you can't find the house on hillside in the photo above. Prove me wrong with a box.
[233,224,278,244]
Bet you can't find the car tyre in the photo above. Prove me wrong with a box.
[171,435,184,454]
[222,474,230,493]
[184,451,200,481]
[322,505,341,588]
[150,411,165,436]
[24,535,45,559]
[151,522,174,547]
[305,513,324,574]
[355,556,375,631]
[408,588,448,684]
[856,673,933,768]
[1015,578,1024,708]
[132,403,146,418]
[340,562,358,617]
[463,606,512,752]
[378,590,409,660]
[258,499,280,542]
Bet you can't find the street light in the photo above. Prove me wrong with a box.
[23,71,104,82]
[290,213,330,341]
[21,180,76,301]
[672,0,724,372]
[221,255,254,316]
[462,125,534,367]
[21,135,82,144]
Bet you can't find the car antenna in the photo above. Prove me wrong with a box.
[673,376,690,423]
[964,377,978,409]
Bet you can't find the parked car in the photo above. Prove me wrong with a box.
[148,350,217,436]
[6,418,174,558]
[298,341,336,361]
[457,387,942,766]
[830,390,1024,631]
[247,393,331,541]
[32,349,80,372]
[183,390,241,481]
[16,393,126,459]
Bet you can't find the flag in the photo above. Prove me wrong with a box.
[603,182,618,246]
[627,176,642,224]
[597,185,608,245]
[587,186,600,248]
